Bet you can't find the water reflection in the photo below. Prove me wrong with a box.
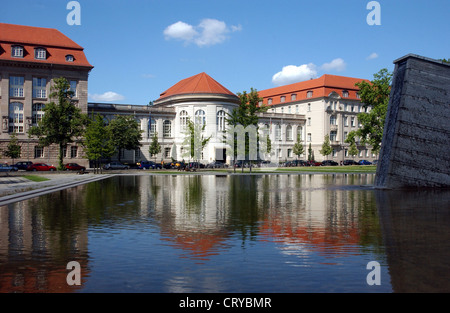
[0,174,449,292]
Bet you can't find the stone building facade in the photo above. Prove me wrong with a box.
[0,23,93,167]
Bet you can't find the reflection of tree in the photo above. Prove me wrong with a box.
[227,175,264,241]
[184,176,204,213]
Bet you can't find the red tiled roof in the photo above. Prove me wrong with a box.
[258,74,369,106]
[0,23,93,68]
[157,72,236,100]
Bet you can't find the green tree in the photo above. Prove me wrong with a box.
[29,77,87,170]
[148,132,161,162]
[82,114,115,173]
[308,143,314,161]
[292,134,304,160]
[181,118,211,166]
[4,132,21,165]
[348,68,393,154]
[320,134,333,160]
[108,115,143,162]
[348,140,359,158]
[233,88,267,172]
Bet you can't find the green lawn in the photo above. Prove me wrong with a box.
[23,175,50,182]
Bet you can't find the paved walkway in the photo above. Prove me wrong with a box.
[0,172,113,206]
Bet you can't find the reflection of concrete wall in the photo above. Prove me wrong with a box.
[376,190,450,292]
[375,54,450,188]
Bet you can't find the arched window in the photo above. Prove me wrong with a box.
[217,110,226,132]
[286,125,293,141]
[195,109,206,127]
[275,124,281,141]
[180,110,189,131]
[149,119,156,137]
[9,102,24,133]
[163,120,172,138]
[297,126,303,141]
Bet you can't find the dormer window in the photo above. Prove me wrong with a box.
[306,90,313,98]
[12,45,24,58]
[342,90,349,98]
[280,96,286,103]
[268,98,273,105]
[35,48,47,60]
[65,54,74,62]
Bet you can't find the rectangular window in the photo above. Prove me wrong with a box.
[35,146,44,158]
[164,147,171,158]
[287,149,292,158]
[344,116,348,127]
[33,78,47,98]
[344,131,348,141]
[12,46,23,58]
[351,117,355,127]
[307,91,313,98]
[330,131,337,142]
[280,96,285,103]
[330,115,337,125]
[71,146,78,158]
[9,76,24,97]
[307,118,311,126]
[332,149,337,157]
[345,150,349,157]
[35,48,46,60]
[295,104,299,114]
[277,149,282,158]
[69,80,77,97]
[307,133,312,142]
[32,103,45,125]
[163,121,172,138]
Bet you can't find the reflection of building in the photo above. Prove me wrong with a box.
[0,23,93,167]
[0,190,89,293]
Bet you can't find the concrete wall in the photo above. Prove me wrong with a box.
[375,54,450,188]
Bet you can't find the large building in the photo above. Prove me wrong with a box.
[0,23,374,168]
[0,23,93,166]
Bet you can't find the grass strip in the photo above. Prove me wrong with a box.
[22,175,50,182]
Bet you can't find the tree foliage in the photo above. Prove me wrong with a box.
[292,134,304,160]
[320,134,333,159]
[4,132,21,164]
[108,115,143,161]
[348,68,393,154]
[29,77,87,170]
[82,114,115,173]
[181,118,211,162]
[148,132,161,161]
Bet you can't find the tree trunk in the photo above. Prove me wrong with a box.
[59,144,65,170]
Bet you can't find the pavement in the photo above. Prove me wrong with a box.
[0,172,114,206]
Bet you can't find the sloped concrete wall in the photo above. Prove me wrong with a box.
[375,54,450,188]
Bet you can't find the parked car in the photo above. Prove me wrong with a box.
[103,162,130,170]
[139,161,162,170]
[321,160,339,166]
[358,160,372,165]
[188,162,205,169]
[65,163,86,171]
[343,159,359,166]
[12,161,33,170]
[306,160,322,166]
[26,163,57,171]
[372,159,378,165]
[0,163,19,172]
[206,161,227,168]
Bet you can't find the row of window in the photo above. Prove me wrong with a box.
[6,76,77,99]
[266,90,359,105]
[5,45,75,62]
[7,102,47,133]
[34,146,78,159]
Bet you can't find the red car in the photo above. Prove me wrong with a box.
[64,163,86,171]
[26,163,57,171]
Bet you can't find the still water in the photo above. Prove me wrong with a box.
[1,174,449,293]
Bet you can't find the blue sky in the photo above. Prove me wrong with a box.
[2,0,449,105]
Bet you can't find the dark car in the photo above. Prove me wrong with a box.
[188,162,205,169]
[306,160,322,166]
[103,162,130,170]
[343,159,359,166]
[358,160,372,165]
[65,163,86,171]
[206,161,227,168]
[26,163,57,171]
[12,161,33,170]
[0,163,18,172]
[139,161,162,170]
[321,160,338,166]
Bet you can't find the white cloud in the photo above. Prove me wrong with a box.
[320,58,346,72]
[272,64,318,86]
[366,52,379,60]
[163,19,241,47]
[90,91,125,102]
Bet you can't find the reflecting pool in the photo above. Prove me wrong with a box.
[1,174,449,293]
